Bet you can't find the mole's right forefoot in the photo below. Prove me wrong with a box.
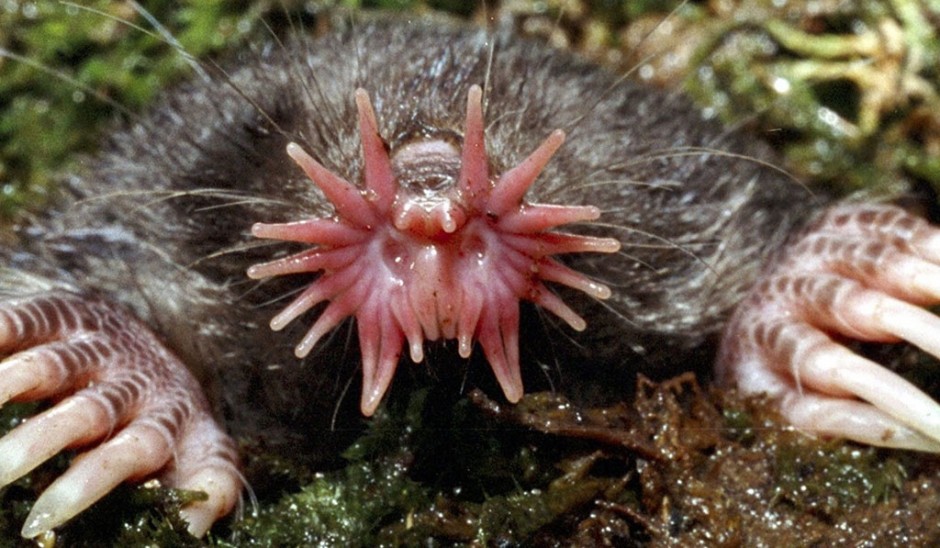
[0,292,241,538]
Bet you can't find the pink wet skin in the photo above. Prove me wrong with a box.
[246,85,621,415]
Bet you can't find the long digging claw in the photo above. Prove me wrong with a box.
[719,204,940,451]
[0,292,240,537]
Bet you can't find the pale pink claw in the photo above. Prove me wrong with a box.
[718,204,940,451]
[0,293,241,537]
[248,85,621,413]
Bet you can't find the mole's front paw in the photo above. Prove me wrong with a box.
[0,292,240,537]
[717,204,940,451]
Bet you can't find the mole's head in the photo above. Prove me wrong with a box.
[247,85,620,415]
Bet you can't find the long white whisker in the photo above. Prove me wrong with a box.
[189,240,279,269]
[59,1,207,81]
[75,188,294,210]
[562,0,691,135]
[613,146,809,190]
[589,221,717,274]
[0,46,134,118]
[128,0,209,80]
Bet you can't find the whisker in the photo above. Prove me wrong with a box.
[75,188,293,210]
[188,240,276,269]
[481,16,497,128]
[209,60,295,144]
[194,199,290,213]
[247,278,309,310]
[589,221,718,274]
[608,237,720,251]
[59,2,154,38]
[534,300,585,356]
[234,276,277,303]
[545,177,683,202]
[331,369,356,432]
[128,1,209,80]
[0,46,135,118]
[58,2,256,160]
[609,249,658,275]
[611,146,809,190]
[60,1,208,81]
[561,0,691,136]
[270,17,345,155]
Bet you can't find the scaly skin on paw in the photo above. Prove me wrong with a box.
[0,292,241,538]
[717,204,940,451]
[248,85,621,415]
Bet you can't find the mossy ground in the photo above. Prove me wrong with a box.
[1,1,939,545]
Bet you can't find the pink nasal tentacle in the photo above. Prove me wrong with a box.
[457,85,490,205]
[286,143,377,228]
[355,89,396,213]
[431,202,465,234]
[456,285,484,359]
[538,259,613,300]
[247,246,361,279]
[295,275,370,358]
[531,285,587,331]
[477,290,523,402]
[498,204,602,234]
[393,199,468,237]
[505,232,621,255]
[359,302,405,416]
[269,259,365,331]
[487,130,566,216]
[390,290,425,363]
[250,219,368,246]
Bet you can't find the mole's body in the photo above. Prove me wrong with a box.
[3,18,940,538]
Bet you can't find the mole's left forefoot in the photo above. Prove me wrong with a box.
[718,204,940,452]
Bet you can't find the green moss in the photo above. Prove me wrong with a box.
[772,442,907,516]
[221,459,428,546]
[0,0,268,219]
[678,0,940,196]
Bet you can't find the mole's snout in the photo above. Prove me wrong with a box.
[247,85,620,415]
